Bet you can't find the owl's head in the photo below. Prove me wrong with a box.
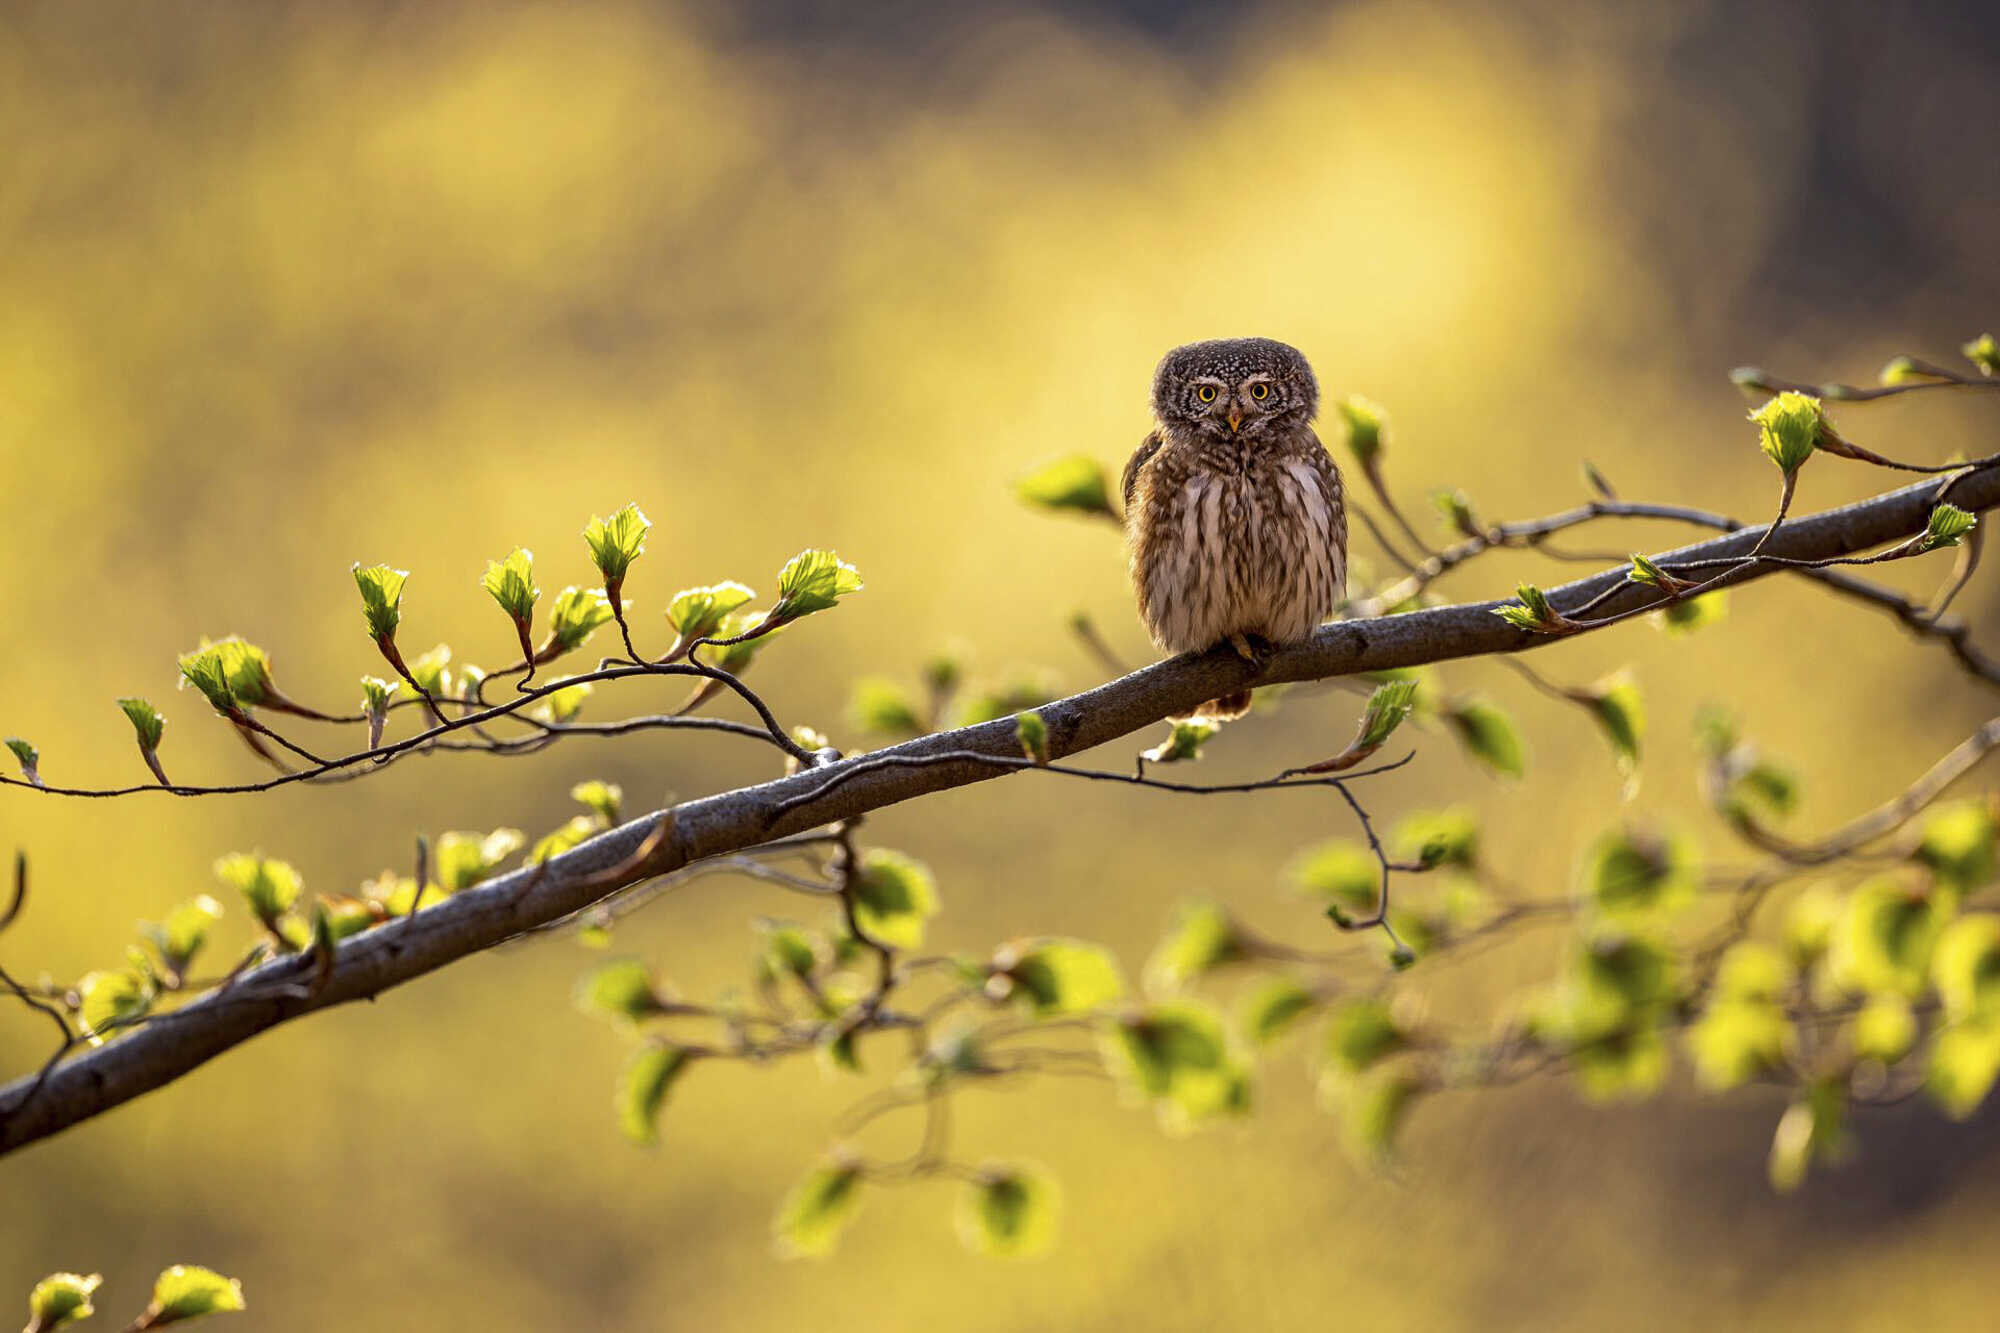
[1151,337,1318,442]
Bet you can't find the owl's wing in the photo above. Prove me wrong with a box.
[1121,431,1164,517]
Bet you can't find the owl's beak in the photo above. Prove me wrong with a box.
[1226,406,1243,433]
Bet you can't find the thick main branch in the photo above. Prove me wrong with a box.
[3,466,1996,1155]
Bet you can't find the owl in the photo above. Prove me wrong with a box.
[1122,337,1347,719]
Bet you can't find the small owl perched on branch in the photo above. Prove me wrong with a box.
[1123,338,1347,719]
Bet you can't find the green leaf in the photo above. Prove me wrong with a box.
[570,780,623,826]
[27,1271,101,1329]
[547,587,614,653]
[848,677,925,737]
[1749,391,1825,474]
[1655,591,1728,636]
[1784,883,1844,964]
[1917,503,1977,553]
[1144,901,1246,992]
[575,958,669,1024]
[1431,487,1479,537]
[405,644,453,697]
[1329,1068,1423,1163]
[5,737,38,782]
[531,815,597,864]
[582,504,652,587]
[361,676,400,714]
[1933,915,2000,1020]
[199,637,274,707]
[1013,710,1050,764]
[320,896,378,941]
[1441,697,1525,777]
[1578,670,1644,788]
[176,646,236,715]
[666,581,757,639]
[710,608,779,673]
[432,828,525,892]
[76,969,151,1043]
[1914,800,1998,893]
[1322,998,1405,1073]
[616,1044,692,1146]
[1334,394,1386,468]
[351,564,409,642]
[530,678,592,724]
[1014,455,1115,519]
[1852,994,1917,1064]
[1963,332,2000,377]
[761,923,822,979]
[1927,1015,2000,1119]
[213,853,302,923]
[994,939,1124,1017]
[1140,717,1222,765]
[1103,1001,1250,1129]
[956,1164,1059,1258]
[118,697,166,751]
[1713,940,1792,1003]
[770,549,863,623]
[1491,583,1571,635]
[1580,826,1696,922]
[1830,877,1949,998]
[481,547,539,625]
[849,849,938,950]
[1571,1024,1669,1102]
[1356,679,1418,750]
[1288,838,1382,911]
[1627,552,1693,593]
[143,1265,245,1324]
[1769,1081,1846,1191]
[1240,976,1318,1046]
[147,895,224,975]
[773,1161,865,1258]
[1687,998,1791,1091]
[1391,808,1479,870]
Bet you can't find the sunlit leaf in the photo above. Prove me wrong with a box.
[1571,1024,1669,1102]
[1917,503,1977,553]
[1852,994,1917,1064]
[1829,877,1949,998]
[666,581,757,640]
[1769,1081,1846,1191]
[848,677,924,737]
[1140,717,1222,765]
[994,939,1124,1017]
[1335,395,1386,468]
[1934,915,2000,1020]
[582,504,652,588]
[1240,976,1318,1046]
[143,1265,245,1324]
[616,1044,692,1146]
[4,737,38,784]
[1103,1001,1250,1129]
[1687,998,1790,1091]
[175,646,236,715]
[1441,698,1524,777]
[432,829,525,891]
[76,969,151,1043]
[770,549,863,623]
[1391,808,1479,870]
[213,853,302,924]
[547,586,614,653]
[147,895,224,975]
[1288,838,1381,912]
[570,780,623,826]
[1928,1015,2000,1119]
[531,678,593,724]
[1964,332,2000,377]
[849,849,937,950]
[531,815,597,864]
[118,697,166,751]
[1915,800,1998,894]
[1749,391,1824,474]
[351,563,409,641]
[1655,591,1727,636]
[405,644,453,698]
[1579,826,1696,922]
[575,958,669,1025]
[1014,455,1115,520]
[773,1161,864,1258]
[1013,711,1050,764]
[480,547,539,625]
[201,637,274,707]
[1144,901,1246,992]
[1713,940,1792,1003]
[1331,1068,1422,1163]
[27,1271,101,1329]
[1321,998,1405,1074]
[956,1164,1059,1258]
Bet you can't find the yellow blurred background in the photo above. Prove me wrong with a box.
[4,0,2000,1327]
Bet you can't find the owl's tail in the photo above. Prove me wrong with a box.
[1174,690,1254,723]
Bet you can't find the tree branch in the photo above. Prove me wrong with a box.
[3,464,1996,1155]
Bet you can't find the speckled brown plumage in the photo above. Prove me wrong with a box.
[1123,338,1346,718]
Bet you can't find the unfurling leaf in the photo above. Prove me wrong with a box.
[1878,355,1940,387]
[1330,1069,1423,1163]
[213,853,302,924]
[431,828,525,892]
[667,581,757,640]
[1431,488,1480,538]
[5,737,39,785]
[1749,392,1825,474]
[849,849,938,950]
[582,504,652,589]
[957,1164,1059,1258]
[147,895,224,976]
[848,678,925,737]
[1492,583,1573,636]
[1335,395,1387,469]
[27,1271,101,1330]
[1580,826,1696,921]
[1963,332,2000,377]
[176,647,237,716]
[1576,670,1644,790]
[118,697,166,751]
[1140,717,1222,765]
[531,678,593,724]
[1103,1001,1250,1129]
[571,780,623,826]
[1013,711,1050,764]
[1356,679,1418,749]
[405,644,453,698]
[1289,838,1383,911]
[1441,698,1525,777]
[1240,976,1318,1046]
[531,815,596,864]
[547,587,614,653]
[481,547,539,626]
[141,1264,245,1324]
[1145,902,1247,992]
[992,938,1124,1016]
[351,563,409,642]
[769,550,863,623]
[1917,503,1978,553]
[616,1044,693,1146]
[76,969,151,1043]
[774,1160,864,1258]
[1322,998,1405,1073]
[761,923,822,980]
[1014,455,1115,520]
[1655,590,1727,635]
[1627,552,1694,595]
[1852,994,1917,1064]
[575,958,670,1025]
[1391,808,1479,870]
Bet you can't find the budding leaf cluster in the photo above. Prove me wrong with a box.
[770,549,864,623]
[667,581,756,640]
[1918,503,1977,553]
[351,564,409,642]
[1492,583,1573,636]
[1964,333,1999,377]
[1749,392,1826,475]
[582,504,652,589]
[547,587,614,652]
[481,547,539,625]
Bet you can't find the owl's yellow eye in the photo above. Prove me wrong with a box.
[1249,383,1271,402]
[1195,385,1218,403]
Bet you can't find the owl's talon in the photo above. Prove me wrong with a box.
[1227,633,1274,668]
